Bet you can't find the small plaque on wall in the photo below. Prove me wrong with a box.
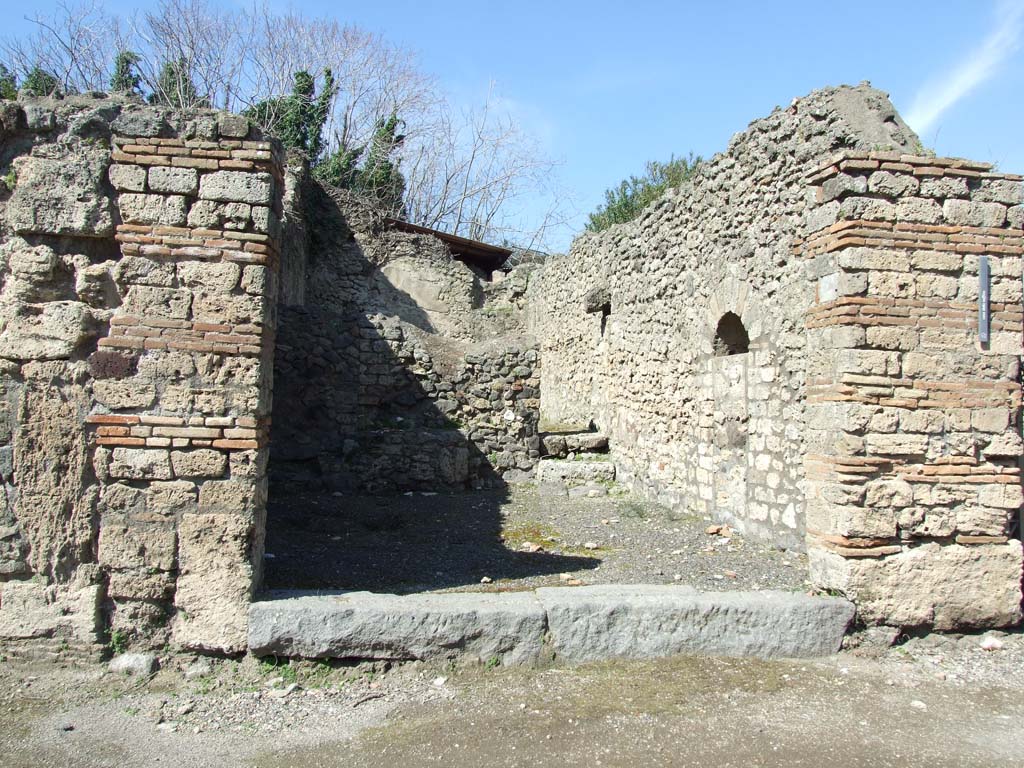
[978,255,990,344]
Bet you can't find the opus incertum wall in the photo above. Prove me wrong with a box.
[1,83,1022,658]
[530,84,1024,629]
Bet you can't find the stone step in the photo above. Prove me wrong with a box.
[249,587,855,666]
[535,458,615,486]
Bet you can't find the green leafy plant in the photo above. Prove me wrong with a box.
[110,50,143,95]
[108,629,128,655]
[22,66,61,97]
[316,111,407,216]
[0,64,17,100]
[149,58,207,108]
[586,153,703,233]
[247,69,337,163]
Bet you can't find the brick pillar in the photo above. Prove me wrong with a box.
[801,151,1024,629]
[89,112,282,652]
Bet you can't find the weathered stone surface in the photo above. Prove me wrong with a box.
[111,107,169,137]
[108,448,173,480]
[535,459,615,485]
[0,577,102,644]
[108,652,158,675]
[11,362,96,578]
[942,199,1006,228]
[249,591,547,665]
[109,163,147,192]
[118,192,188,226]
[148,166,199,195]
[810,541,1024,630]
[538,586,855,662]
[0,301,101,361]
[171,449,228,479]
[249,587,854,664]
[177,261,240,292]
[217,112,250,138]
[6,146,113,236]
[173,512,257,653]
[199,171,273,204]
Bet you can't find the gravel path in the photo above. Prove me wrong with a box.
[2,631,1022,768]
[263,486,808,594]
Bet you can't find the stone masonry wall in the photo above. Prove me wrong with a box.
[272,308,540,493]
[530,85,922,552]
[0,96,283,654]
[801,151,1024,629]
[530,84,1023,629]
[270,183,541,495]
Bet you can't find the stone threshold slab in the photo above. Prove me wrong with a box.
[249,586,855,666]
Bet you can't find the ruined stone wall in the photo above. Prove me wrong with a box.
[801,152,1024,629]
[0,96,283,654]
[530,84,1023,629]
[272,309,540,493]
[530,85,922,551]
[270,184,541,495]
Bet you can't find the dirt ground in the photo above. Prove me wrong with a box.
[2,630,1023,768]
[263,487,808,594]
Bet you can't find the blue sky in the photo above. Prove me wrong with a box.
[8,1,1024,250]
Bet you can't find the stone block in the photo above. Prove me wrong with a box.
[198,478,259,515]
[113,256,175,287]
[943,199,1006,228]
[98,515,177,571]
[108,569,176,600]
[111,108,169,137]
[117,193,188,226]
[93,379,157,410]
[820,173,867,202]
[919,176,968,199]
[537,585,855,662]
[980,431,1023,458]
[6,148,114,236]
[198,171,273,205]
[192,293,265,325]
[240,265,270,296]
[249,591,548,665]
[895,197,942,223]
[171,449,229,479]
[865,326,918,350]
[1008,205,1023,230]
[0,301,99,361]
[811,541,1023,630]
[148,480,198,515]
[0,578,103,644]
[172,512,257,653]
[148,166,199,195]
[217,112,251,138]
[109,164,147,192]
[867,171,919,197]
[972,408,1010,433]
[865,434,928,457]
[974,179,1023,205]
[121,285,192,319]
[177,261,240,293]
[108,447,173,480]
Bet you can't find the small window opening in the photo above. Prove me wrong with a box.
[600,302,612,336]
[714,312,749,356]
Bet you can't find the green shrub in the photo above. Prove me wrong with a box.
[586,153,702,233]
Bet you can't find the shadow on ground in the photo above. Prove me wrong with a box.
[263,182,584,594]
[262,489,600,593]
